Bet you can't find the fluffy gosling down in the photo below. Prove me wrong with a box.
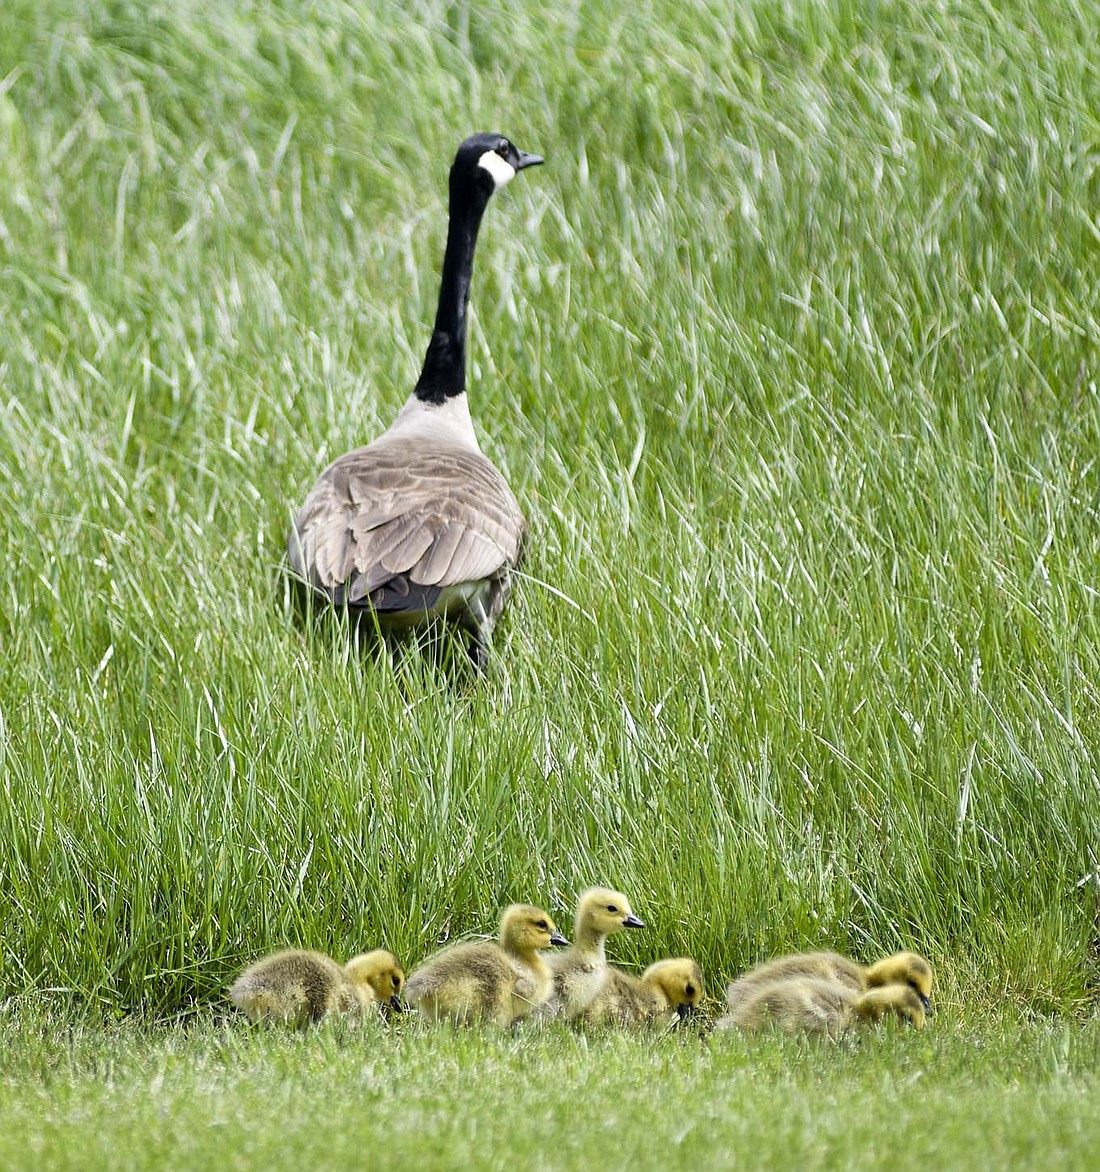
[229,948,405,1026]
[405,904,568,1026]
[723,950,933,1012]
[719,976,928,1037]
[543,887,646,1020]
[582,957,705,1029]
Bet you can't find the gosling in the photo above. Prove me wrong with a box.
[724,950,932,1012]
[719,976,927,1037]
[404,904,567,1026]
[229,948,406,1026]
[543,887,646,1020]
[582,957,704,1029]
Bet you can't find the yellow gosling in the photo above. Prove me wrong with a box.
[582,957,704,1028]
[229,948,404,1026]
[405,904,567,1026]
[724,950,933,1012]
[718,976,927,1037]
[344,949,407,1014]
[853,984,929,1028]
[543,887,646,1020]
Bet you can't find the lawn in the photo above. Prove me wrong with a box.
[1,0,1099,1166]
[3,1007,1100,1171]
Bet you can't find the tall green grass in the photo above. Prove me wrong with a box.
[1,0,1099,1017]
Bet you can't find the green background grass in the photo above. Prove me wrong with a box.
[1,0,1099,1165]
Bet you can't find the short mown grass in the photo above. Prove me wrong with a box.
[3,1005,1100,1171]
[2,0,1099,1166]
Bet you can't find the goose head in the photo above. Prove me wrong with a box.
[854,983,928,1028]
[345,949,406,1012]
[499,904,569,954]
[451,133,544,208]
[864,951,933,1013]
[642,957,705,1019]
[574,887,645,941]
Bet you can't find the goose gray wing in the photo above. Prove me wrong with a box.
[287,437,525,612]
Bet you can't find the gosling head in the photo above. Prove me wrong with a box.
[854,983,927,1029]
[499,904,569,954]
[574,887,646,939]
[344,949,406,1013]
[451,133,544,209]
[642,958,705,1019]
[864,951,933,1013]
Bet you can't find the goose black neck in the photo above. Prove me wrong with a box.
[414,189,488,404]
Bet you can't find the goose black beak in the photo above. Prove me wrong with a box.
[515,151,544,171]
[388,995,407,1014]
[676,1003,697,1021]
[919,994,932,1014]
[550,930,570,947]
[622,913,645,929]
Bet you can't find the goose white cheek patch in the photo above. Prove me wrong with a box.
[477,150,516,189]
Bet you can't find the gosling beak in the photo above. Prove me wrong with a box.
[388,995,407,1014]
[515,150,544,171]
[550,930,570,947]
[622,913,645,929]
[676,1003,697,1021]
[919,994,932,1014]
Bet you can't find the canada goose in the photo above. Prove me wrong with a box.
[723,950,933,1012]
[581,957,704,1029]
[287,134,544,670]
[543,887,646,1020]
[404,904,568,1025]
[718,976,927,1036]
[228,948,406,1026]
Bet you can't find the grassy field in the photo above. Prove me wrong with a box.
[2,0,1099,1166]
[2,1007,1100,1171]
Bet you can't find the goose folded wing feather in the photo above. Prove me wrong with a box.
[293,447,524,598]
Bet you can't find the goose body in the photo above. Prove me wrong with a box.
[543,887,646,1020]
[582,957,704,1029]
[722,950,933,1014]
[228,948,405,1026]
[405,904,567,1026]
[720,976,927,1036]
[287,134,543,669]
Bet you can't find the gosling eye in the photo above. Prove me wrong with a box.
[392,976,401,989]
[685,984,696,997]
[607,905,619,914]
[536,920,548,931]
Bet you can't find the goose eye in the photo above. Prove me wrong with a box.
[685,984,695,996]
[607,905,618,914]
[497,138,511,155]
[392,976,401,989]
[536,920,548,930]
